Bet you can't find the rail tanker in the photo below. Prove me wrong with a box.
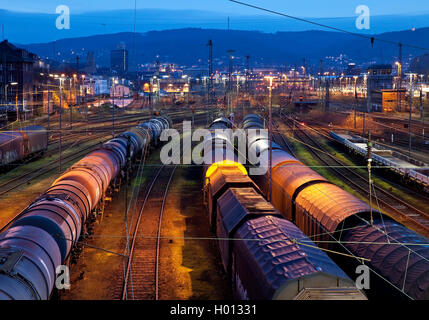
[0,117,171,300]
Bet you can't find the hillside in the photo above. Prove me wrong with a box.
[19,27,429,69]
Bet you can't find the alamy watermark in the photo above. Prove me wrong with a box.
[56,5,70,30]
[160,121,268,175]
[55,265,71,290]
[355,5,370,30]
[355,264,370,290]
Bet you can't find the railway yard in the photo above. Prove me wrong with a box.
[1,99,429,301]
[3,2,429,314]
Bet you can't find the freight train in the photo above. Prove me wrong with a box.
[242,114,429,300]
[203,116,366,300]
[0,126,48,169]
[0,116,171,300]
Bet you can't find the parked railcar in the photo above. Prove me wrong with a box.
[21,126,48,157]
[203,116,365,300]
[242,114,429,300]
[138,116,171,145]
[330,131,429,191]
[0,116,170,300]
[220,187,366,300]
[0,126,48,168]
[0,131,25,166]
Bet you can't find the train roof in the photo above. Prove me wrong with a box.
[343,219,429,300]
[217,187,281,236]
[234,215,365,300]
[295,182,380,233]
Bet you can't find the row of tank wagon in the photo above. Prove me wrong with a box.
[0,116,171,300]
[330,131,429,191]
[242,114,429,300]
[203,116,367,300]
[0,126,48,168]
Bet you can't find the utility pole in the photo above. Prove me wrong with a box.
[227,49,234,114]
[207,40,213,106]
[70,78,73,130]
[112,85,115,138]
[319,59,323,106]
[15,93,19,130]
[363,75,368,137]
[325,78,330,111]
[363,108,366,137]
[367,131,373,226]
[132,0,137,72]
[399,44,403,112]
[47,88,50,134]
[59,79,63,173]
[245,55,250,94]
[354,78,358,129]
[409,76,413,157]
[266,76,274,202]
[420,89,425,140]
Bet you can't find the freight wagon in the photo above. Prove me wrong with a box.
[245,114,429,300]
[0,126,48,169]
[203,116,366,300]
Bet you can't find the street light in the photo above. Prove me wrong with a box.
[112,78,118,137]
[5,82,18,127]
[395,62,402,112]
[4,82,18,104]
[353,76,358,129]
[264,75,275,202]
[407,73,417,157]
[58,75,65,173]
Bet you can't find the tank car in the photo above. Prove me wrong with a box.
[0,117,170,300]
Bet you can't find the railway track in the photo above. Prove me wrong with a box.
[121,164,177,300]
[278,113,429,237]
[315,106,429,161]
[119,112,201,300]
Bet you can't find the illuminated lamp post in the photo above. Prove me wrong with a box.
[5,82,18,126]
[264,76,275,202]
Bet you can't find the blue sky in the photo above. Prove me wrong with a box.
[2,0,429,17]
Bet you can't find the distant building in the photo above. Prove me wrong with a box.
[367,64,393,90]
[0,40,35,110]
[345,63,361,76]
[367,64,394,112]
[110,84,131,98]
[370,89,407,112]
[85,51,97,74]
[110,49,128,74]
[81,76,109,96]
[95,79,109,95]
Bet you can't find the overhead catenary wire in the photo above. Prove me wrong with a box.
[228,0,429,52]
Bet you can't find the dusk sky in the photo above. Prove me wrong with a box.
[2,0,429,17]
